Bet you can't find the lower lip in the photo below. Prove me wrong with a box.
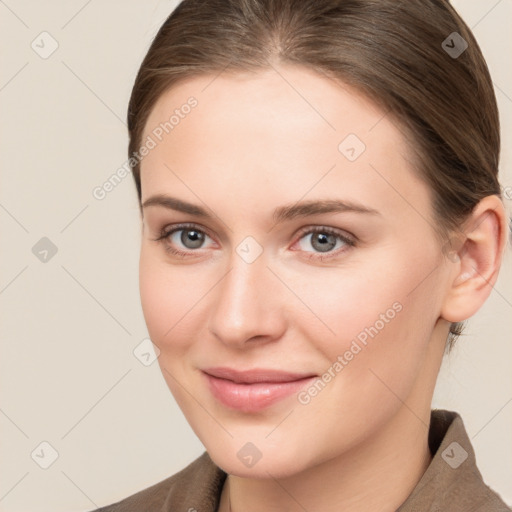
[203,373,316,412]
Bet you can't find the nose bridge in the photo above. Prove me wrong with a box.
[208,245,285,346]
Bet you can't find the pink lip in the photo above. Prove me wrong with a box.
[202,367,316,412]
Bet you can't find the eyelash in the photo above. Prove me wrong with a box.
[152,222,356,261]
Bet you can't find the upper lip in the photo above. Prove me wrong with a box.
[202,367,316,384]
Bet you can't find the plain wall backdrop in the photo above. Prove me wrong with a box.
[1,1,511,510]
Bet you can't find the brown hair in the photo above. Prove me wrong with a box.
[127,0,502,351]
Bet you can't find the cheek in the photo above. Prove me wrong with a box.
[139,252,169,341]
[288,243,441,379]
[279,256,410,345]
[139,246,201,351]
[139,248,204,406]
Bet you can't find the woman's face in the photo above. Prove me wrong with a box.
[138,64,452,477]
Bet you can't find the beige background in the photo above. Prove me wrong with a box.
[0,1,511,510]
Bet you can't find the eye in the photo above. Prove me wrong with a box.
[153,223,215,257]
[153,223,356,261]
[293,226,355,260]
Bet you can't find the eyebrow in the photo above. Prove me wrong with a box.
[141,194,381,224]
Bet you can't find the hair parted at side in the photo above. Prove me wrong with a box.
[127,0,503,351]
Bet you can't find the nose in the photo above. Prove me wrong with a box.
[208,249,287,349]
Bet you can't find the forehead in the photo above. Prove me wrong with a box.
[139,64,431,226]
[143,65,391,144]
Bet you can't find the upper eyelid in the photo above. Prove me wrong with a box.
[295,225,355,240]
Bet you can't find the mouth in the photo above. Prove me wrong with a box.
[201,367,317,412]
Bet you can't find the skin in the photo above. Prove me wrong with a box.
[137,64,507,512]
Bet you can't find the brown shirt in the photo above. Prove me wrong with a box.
[92,409,510,511]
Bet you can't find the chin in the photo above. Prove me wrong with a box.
[202,433,322,480]
[211,451,307,479]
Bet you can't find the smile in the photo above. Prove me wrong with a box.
[202,367,317,413]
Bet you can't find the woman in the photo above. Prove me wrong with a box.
[94,0,510,510]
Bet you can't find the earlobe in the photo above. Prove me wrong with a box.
[440,195,508,323]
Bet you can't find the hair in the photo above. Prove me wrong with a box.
[127,0,503,351]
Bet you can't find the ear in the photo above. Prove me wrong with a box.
[440,195,509,323]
